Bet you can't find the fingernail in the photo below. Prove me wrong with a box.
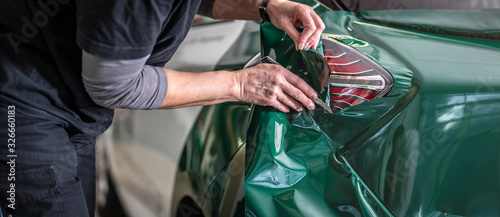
[312,93,318,99]
[299,43,304,50]
[309,102,315,110]
[306,43,311,50]
[297,107,303,112]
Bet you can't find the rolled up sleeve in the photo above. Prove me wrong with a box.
[81,51,168,110]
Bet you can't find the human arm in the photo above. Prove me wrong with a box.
[200,0,325,50]
[159,63,317,112]
[82,52,317,112]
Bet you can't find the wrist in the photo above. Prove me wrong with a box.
[223,70,241,102]
[266,0,287,20]
[259,0,271,22]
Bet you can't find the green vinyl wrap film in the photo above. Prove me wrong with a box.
[245,2,500,217]
[259,22,331,108]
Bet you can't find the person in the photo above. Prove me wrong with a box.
[0,0,324,216]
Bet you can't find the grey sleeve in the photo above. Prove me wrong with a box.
[197,0,216,17]
[82,51,168,110]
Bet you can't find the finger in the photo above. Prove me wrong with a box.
[307,12,325,50]
[284,71,318,100]
[280,69,316,109]
[281,80,315,110]
[277,91,304,112]
[268,98,290,113]
[296,9,317,50]
[280,19,301,50]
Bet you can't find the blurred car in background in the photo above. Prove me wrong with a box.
[98,1,500,217]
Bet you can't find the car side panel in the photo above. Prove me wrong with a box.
[172,103,252,216]
[245,5,500,217]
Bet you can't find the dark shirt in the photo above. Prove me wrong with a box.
[0,0,201,136]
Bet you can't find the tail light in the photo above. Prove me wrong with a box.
[322,37,394,113]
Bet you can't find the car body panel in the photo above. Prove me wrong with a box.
[204,144,246,217]
[245,3,500,217]
[318,0,500,11]
[169,20,260,217]
[172,102,251,217]
[168,21,260,213]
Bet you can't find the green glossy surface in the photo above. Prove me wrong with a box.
[172,20,261,216]
[260,22,330,106]
[174,102,251,216]
[245,3,500,217]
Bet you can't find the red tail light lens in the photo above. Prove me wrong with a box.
[323,38,394,113]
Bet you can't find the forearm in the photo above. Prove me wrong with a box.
[211,0,262,20]
[207,0,324,51]
[160,63,318,112]
[158,69,239,109]
[82,51,239,110]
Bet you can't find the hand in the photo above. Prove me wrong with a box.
[235,63,317,113]
[266,0,325,50]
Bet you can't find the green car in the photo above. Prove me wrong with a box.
[172,0,500,216]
